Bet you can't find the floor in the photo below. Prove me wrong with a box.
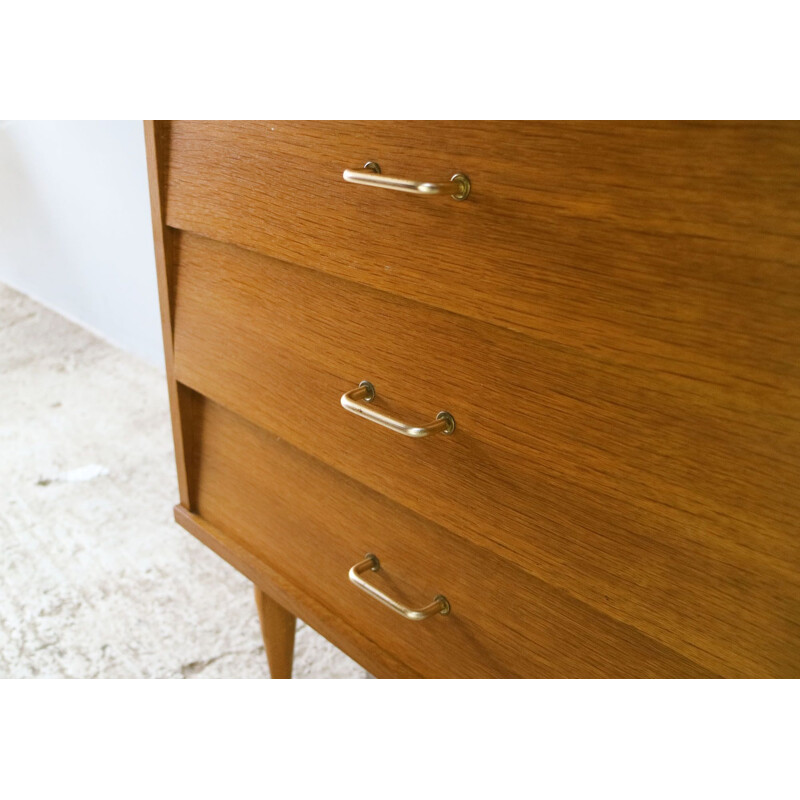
[0,284,369,678]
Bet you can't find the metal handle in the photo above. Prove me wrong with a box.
[340,381,455,438]
[349,554,450,621]
[343,161,470,201]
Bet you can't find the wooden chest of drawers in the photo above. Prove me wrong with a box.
[146,121,800,678]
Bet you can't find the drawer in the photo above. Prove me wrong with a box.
[183,390,711,678]
[171,230,800,677]
[163,120,800,372]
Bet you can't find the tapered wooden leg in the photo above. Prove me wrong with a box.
[254,585,296,679]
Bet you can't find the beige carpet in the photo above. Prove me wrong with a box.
[0,284,369,678]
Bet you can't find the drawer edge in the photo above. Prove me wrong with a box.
[173,504,421,679]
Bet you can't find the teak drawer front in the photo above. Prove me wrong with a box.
[185,392,712,678]
[163,121,800,376]
[171,231,800,677]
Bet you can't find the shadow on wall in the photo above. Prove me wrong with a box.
[0,121,163,369]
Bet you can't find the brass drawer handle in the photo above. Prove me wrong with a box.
[349,554,450,621]
[342,161,470,201]
[340,381,455,438]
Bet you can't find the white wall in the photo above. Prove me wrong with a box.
[0,121,163,369]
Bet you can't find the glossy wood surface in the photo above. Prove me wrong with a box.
[183,392,712,678]
[171,228,800,677]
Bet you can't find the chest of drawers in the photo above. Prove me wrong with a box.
[146,121,800,678]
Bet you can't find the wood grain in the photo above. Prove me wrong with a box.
[175,504,421,678]
[163,121,800,383]
[143,120,193,507]
[149,121,800,678]
[254,587,296,678]
[170,229,800,677]
[184,391,712,678]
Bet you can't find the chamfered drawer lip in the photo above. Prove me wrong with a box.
[174,505,422,679]
[162,120,800,364]
[151,121,800,678]
[184,390,711,678]
[170,228,800,678]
